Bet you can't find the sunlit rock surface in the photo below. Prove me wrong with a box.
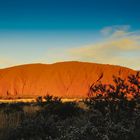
[0,61,136,99]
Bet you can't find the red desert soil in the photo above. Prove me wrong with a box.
[0,61,137,99]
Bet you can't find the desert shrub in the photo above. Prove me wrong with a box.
[1,73,140,140]
[36,96,43,105]
[82,72,140,140]
[41,101,82,119]
[106,122,133,140]
[0,103,23,114]
[36,95,82,119]
[44,95,61,104]
[8,114,61,140]
[85,72,140,121]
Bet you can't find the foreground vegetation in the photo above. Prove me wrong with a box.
[0,72,140,140]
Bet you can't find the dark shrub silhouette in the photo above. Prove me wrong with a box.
[85,72,140,120]
[38,95,82,119]
[36,96,43,105]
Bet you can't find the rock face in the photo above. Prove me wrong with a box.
[0,61,137,99]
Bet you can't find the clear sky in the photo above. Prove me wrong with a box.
[0,0,140,69]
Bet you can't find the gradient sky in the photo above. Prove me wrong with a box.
[0,0,140,69]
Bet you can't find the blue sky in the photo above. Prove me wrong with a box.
[0,0,140,69]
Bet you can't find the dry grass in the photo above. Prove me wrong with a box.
[0,99,36,103]
[23,105,42,114]
[0,112,23,139]
[0,112,22,129]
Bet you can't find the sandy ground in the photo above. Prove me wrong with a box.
[0,98,83,103]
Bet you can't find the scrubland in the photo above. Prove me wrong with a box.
[0,73,140,140]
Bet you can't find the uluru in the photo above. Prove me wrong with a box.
[0,61,137,99]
